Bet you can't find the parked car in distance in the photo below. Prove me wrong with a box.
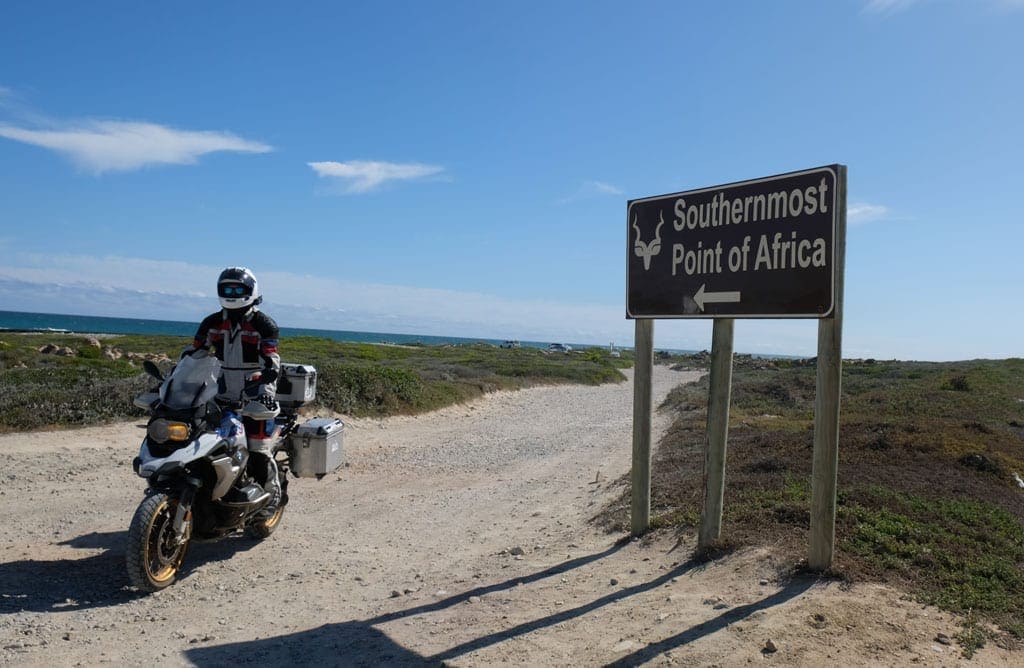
[500,340,521,349]
[548,343,572,352]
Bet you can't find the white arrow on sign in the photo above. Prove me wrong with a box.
[693,283,741,312]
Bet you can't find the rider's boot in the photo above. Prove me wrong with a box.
[256,455,282,520]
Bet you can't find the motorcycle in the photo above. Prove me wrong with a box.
[126,350,299,593]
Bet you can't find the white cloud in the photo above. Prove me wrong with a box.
[0,253,644,347]
[0,254,847,356]
[865,0,1024,12]
[308,160,445,193]
[864,0,921,13]
[591,181,624,196]
[0,120,271,173]
[847,202,890,225]
[556,180,625,204]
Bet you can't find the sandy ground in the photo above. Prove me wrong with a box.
[0,366,1017,666]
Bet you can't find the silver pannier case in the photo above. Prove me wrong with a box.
[289,417,344,478]
[277,363,317,409]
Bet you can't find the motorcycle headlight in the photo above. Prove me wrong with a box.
[148,419,190,443]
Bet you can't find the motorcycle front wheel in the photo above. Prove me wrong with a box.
[126,493,191,592]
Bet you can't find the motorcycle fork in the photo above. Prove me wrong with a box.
[172,481,199,545]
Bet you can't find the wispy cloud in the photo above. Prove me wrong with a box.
[0,85,22,110]
[848,202,891,225]
[556,180,625,205]
[0,119,272,173]
[865,0,1024,13]
[864,0,921,13]
[0,252,647,347]
[308,160,445,193]
[3,253,859,355]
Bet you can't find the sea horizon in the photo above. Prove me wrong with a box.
[0,309,651,354]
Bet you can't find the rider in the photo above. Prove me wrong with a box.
[187,266,282,517]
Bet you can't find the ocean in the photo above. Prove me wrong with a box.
[0,310,588,351]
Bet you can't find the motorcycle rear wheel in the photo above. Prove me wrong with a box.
[126,493,190,592]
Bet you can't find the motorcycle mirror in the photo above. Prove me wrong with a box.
[143,360,164,381]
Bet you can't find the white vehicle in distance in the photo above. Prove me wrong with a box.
[547,343,572,352]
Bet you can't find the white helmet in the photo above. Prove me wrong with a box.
[217,266,261,311]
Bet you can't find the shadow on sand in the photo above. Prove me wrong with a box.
[184,543,818,667]
[0,530,264,613]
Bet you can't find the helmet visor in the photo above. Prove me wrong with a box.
[218,283,252,298]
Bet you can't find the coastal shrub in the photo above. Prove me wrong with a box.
[77,345,102,360]
[0,366,150,431]
[0,333,627,428]
[945,374,971,392]
[316,364,422,415]
[599,355,1024,644]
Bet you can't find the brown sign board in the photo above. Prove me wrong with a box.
[627,165,840,318]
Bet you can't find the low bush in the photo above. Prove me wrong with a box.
[0,333,627,429]
[597,356,1024,644]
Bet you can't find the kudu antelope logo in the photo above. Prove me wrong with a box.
[632,210,665,271]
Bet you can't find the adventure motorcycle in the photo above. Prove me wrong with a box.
[126,351,310,592]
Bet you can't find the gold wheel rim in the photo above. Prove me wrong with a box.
[145,499,186,583]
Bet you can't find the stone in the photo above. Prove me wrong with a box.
[763,639,778,653]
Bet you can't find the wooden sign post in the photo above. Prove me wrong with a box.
[627,164,847,569]
[631,318,654,536]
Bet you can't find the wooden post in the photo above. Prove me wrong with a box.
[810,165,847,570]
[699,318,735,549]
[631,318,654,536]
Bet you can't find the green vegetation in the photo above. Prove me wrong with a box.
[600,356,1024,651]
[0,333,627,431]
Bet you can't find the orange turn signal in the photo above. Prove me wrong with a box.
[166,422,190,441]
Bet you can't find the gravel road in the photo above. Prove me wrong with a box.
[0,366,1015,666]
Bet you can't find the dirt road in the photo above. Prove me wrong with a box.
[0,367,1015,666]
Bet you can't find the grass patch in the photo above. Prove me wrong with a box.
[0,333,627,429]
[597,355,1024,646]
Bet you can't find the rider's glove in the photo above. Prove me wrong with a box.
[258,393,280,414]
[242,393,280,420]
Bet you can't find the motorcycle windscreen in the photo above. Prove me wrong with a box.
[160,352,221,409]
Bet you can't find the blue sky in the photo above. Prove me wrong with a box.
[1,0,1021,360]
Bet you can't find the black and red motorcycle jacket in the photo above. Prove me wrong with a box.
[190,308,280,402]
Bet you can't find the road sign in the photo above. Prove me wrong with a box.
[627,165,840,318]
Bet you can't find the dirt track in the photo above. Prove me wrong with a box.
[0,367,1016,666]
